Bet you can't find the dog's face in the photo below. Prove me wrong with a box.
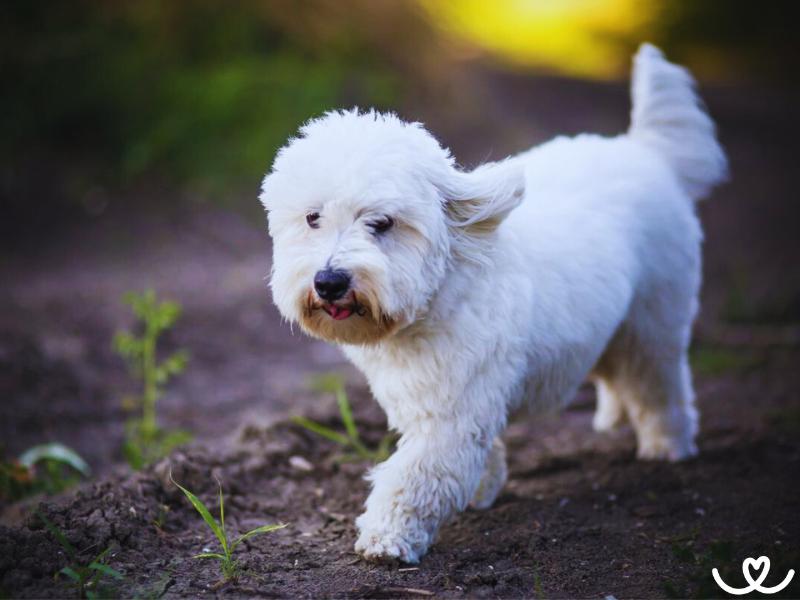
[261,110,524,345]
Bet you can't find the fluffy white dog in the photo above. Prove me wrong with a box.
[260,44,727,563]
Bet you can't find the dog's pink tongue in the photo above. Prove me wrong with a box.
[329,305,352,320]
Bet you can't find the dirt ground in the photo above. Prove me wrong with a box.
[1,73,799,598]
[2,358,799,598]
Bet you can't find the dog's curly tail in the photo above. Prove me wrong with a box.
[629,43,728,201]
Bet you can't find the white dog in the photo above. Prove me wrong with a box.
[260,44,727,563]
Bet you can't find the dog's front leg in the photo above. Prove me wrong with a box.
[354,421,491,563]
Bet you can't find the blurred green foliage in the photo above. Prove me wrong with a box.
[1,0,793,216]
[0,1,397,199]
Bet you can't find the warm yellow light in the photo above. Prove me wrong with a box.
[419,0,662,79]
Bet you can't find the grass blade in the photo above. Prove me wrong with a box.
[37,510,77,558]
[216,476,226,544]
[231,523,287,551]
[92,547,111,562]
[59,566,81,582]
[376,433,396,462]
[193,553,226,560]
[336,388,359,443]
[170,473,228,555]
[291,416,350,446]
[20,443,91,476]
[88,562,124,580]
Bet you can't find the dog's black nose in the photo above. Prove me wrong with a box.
[314,269,351,302]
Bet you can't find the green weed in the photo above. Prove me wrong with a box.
[114,290,191,469]
[690,345,763,377]
[170,474,286,582]
[292,373,395,463]
[663,535,734,599]
[532,561,545,599]
[37,511,123,599]
[0,443,90,501]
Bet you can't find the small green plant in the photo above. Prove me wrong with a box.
[0,443,90,501]
[114,290,191,469]
[170,474,286,581]
[292,373,395,463]
[37,510,123,599]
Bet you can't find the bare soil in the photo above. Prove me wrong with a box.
[2,74,799,598]
[2,356,799,598]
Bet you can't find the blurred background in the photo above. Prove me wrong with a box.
[1,0,799,478]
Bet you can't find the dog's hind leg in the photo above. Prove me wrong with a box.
[592,379,628,432]
[470,437,507,510]
[596,316,698,462]
[591,331,632,433]
[623,350,698,461]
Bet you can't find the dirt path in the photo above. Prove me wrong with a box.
[2,341,799,598]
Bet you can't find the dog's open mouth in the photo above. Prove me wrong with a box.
[322,303,354,320]
[315,292,367,321]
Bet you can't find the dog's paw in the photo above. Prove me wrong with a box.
[470,486,499,510]
[593,404,627,432]
[637,435,698,462]
[355,529,421,564]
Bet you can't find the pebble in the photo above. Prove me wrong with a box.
[289,455,314,471]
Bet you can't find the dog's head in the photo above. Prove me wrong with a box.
[260,109,524,345]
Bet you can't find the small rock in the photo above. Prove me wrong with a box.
[289,455,314,472]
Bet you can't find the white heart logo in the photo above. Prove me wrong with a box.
[743,556,770,587]
[712,555,795,595]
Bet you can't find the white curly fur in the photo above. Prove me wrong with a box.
[260,44,727,563]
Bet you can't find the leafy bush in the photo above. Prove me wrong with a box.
[0,1,398,203]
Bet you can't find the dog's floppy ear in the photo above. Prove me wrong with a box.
[437,158,525,237]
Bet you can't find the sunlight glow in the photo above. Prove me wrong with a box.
[419,0,662,79]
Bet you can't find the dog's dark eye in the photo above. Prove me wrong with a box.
[306,212,321,229]
[369,216,394,235]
